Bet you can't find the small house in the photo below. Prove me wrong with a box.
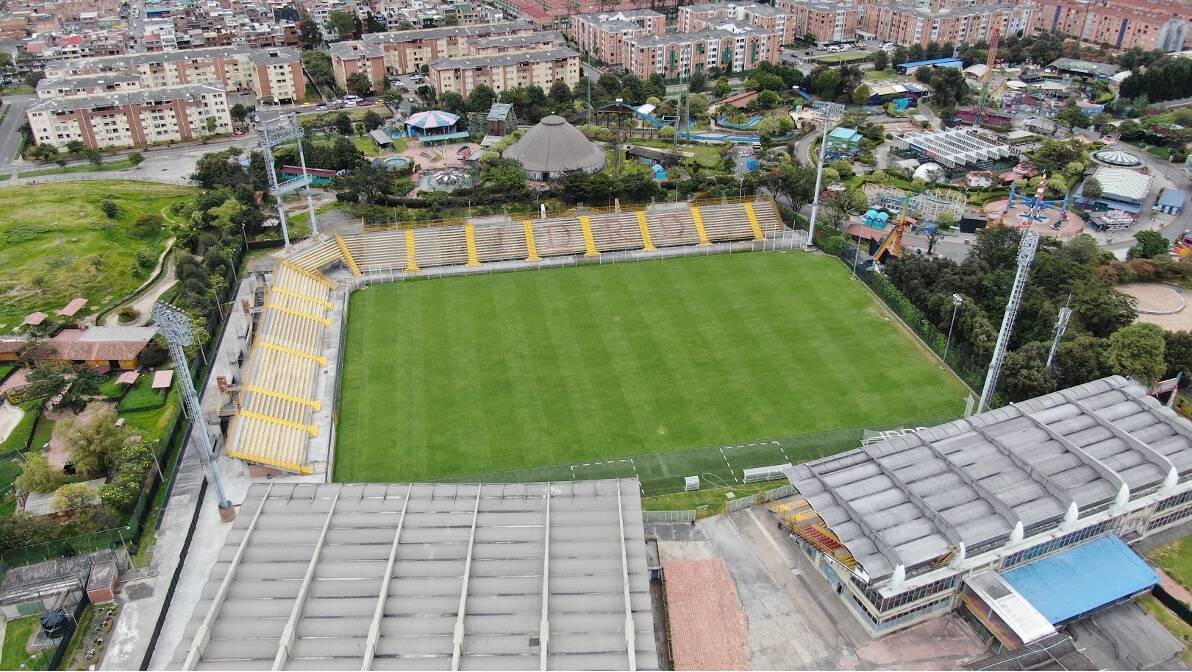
[1154,188,1186,216]
[485,102,517,136]
[824,127,862,158]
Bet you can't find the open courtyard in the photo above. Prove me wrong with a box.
[335,252,971,491]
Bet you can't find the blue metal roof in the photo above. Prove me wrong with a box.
[1002,536,1157,625]
[1157,188,1186,209]
[828,127,862,142]
[897,57,963,69]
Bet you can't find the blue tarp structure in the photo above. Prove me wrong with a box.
[1002,536,1157,625]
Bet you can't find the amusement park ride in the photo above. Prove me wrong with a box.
[865,196,917,262]
[1003,177,1073,231]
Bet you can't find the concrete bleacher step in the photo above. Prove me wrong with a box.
[589,212,645,252]
[474,222,530,262]
[532,217,587,258]
[648,211,700,248]
[413,226,469,268]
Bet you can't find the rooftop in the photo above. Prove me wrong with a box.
[363,21,532,45]
[430,47,578,71]
[48,44,297,72]
[783,376,1192,584]
[28,82,227,114]
[170,480,659,671]
[1090,166,1154,202]
[1048,58,1121,77]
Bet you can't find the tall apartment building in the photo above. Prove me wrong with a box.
[44,45,306,103]
[776,0,861,43]
[623,25,780,79]
[1031,0,1191,52]
[679,3,799,45]
[856,1,1033,48]
[27,82,233,149]
[35,73,142,98]
[428,47,581,96]
[357,21,536,75]
[567,10,666,66]
[330,21,546,90]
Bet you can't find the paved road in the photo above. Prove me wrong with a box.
[0,94,31,169]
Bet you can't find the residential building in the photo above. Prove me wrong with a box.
[489,0,683,30]
[355,21,536,75]
[855,1,1033,48]
[429,47,580,96]
[35,72,142,98]
[26,82,233,149]
[568,9,665,66]
[470,31,561,55]
[1031,0,1191,52]
[329,40,387,91]
[777,0,861,43]
[679,3,799,44]
[45,45,305,103]
[623,24,780,79]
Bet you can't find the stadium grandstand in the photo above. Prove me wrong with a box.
[771,376,1192,643]
[223,196,788,475]
[169,479,659,671]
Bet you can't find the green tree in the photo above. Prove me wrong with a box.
[1129,230,1169,259]
[301,50,335,91]
[851,83,871,105]
[230,103,249,122]
[332,163,396,203]
[326,10,359,40]
[333,112,353,136]
[658,125,676,139]
[83,148,103,166]
[1104,322,1166,385]
[687,71,706,94]
[100,199,118,218]
[873,51,888,71]
[1164,330,1192,379]
[466,83,497,113]
[51,482,97,513]
[298,17,322,49]
[714,77,731,98]
[128,151,144,168]
[15,453,62,494]
[362,110,384,131]
[1082,176,1101,200]
[1056,100,1092,131]
[346,71,373,97]
[1000,342,1055,401]
[1072,280,1137,337]
[548,80,571,105]
[755,90,781,109]
[66,139,85,154]
[687,93,710,119]
[63,406,126,477]
[1054,335,1109,389]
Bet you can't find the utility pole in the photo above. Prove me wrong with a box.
[1046,294,1073,369]
[806,101,844,249]
[152,302,235,521]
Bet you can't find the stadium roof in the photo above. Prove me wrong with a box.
[171,480,659,671]
[503,115,605,176]
[1002,535,1156,624]
[783,376,1192,585]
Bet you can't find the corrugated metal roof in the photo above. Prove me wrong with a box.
[169,480,659,671]
[1001,535,1156,624]
[784,376,1192,583]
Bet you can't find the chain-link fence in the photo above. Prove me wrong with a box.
[431,418,955,498]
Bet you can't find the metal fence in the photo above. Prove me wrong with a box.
[642,510,697,523]
[828,242,987,396]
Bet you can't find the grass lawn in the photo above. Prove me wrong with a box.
[814,50,871,64]
[0,84,34,95]
[0,400,42,453]
[1146,535,1192,591]
[642,480,786,517]
[0,181,195,330]
[336,252,970,491]
[1139,596,1192,666]
[864,69,898,81]
[0,616,45,671]
[0,457,21,517]
[20,158,134,178]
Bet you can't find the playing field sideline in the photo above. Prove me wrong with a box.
[334,252,971,486]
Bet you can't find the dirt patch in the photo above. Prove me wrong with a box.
[1118,283,1192,330]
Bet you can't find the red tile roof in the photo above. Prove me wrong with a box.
[663,559,750,670]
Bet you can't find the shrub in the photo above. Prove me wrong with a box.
[133,213,164,238]
[52,482,97,513]
[15,453,62,494]
[118,307,139,323]
[100,200,118,218]
[136,249,155,269]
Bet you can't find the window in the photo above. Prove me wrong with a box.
[1002,520,1111,569]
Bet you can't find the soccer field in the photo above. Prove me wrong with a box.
[334,252,971,490]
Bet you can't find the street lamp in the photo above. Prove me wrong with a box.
[943,293,963,365]
[806,101,845,249]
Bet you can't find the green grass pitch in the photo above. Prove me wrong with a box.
[334,252,972,487]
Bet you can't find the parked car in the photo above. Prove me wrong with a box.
[315,104,327,112]
[344,100,358,108]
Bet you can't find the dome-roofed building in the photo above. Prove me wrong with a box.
[1093,149,1142,167]
[503,115,605,180]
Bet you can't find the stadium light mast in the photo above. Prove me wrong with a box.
[977,228,1039,414]
[806,101,845,249]
[258,113,319,247]
[152,302,234,521]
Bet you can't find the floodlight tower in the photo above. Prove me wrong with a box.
[152,302,234,521]
[806,101,845,249]
[258,113,319,247]
[977,227,1040,413]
